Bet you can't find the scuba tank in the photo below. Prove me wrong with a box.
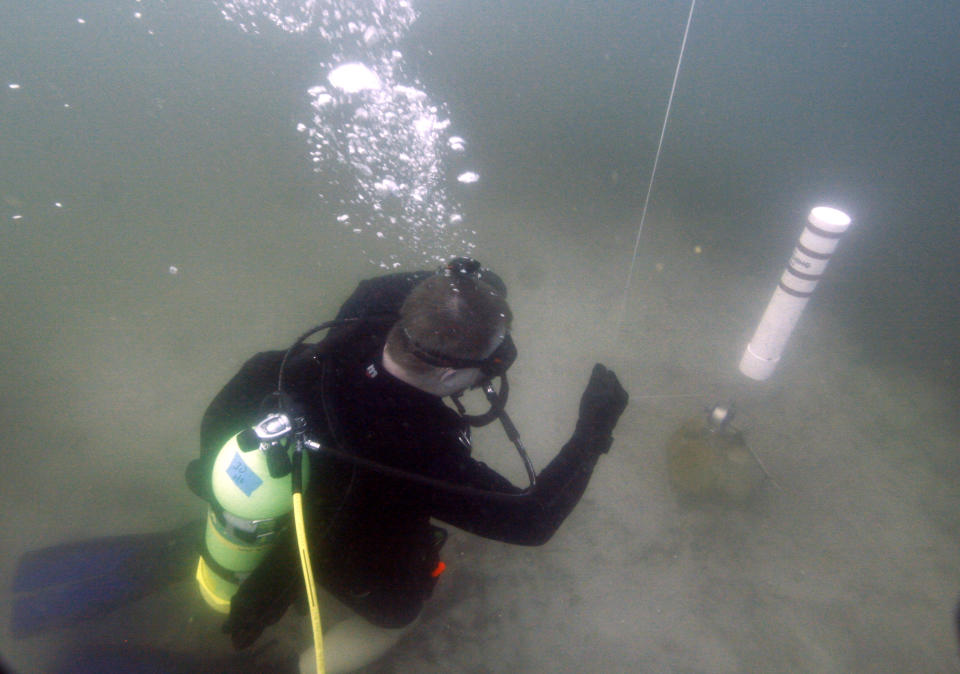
[196,413,310,613]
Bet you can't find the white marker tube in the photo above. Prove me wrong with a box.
[739,206,852,381]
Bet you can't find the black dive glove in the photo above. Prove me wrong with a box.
[573,363,629,453]
[221,533,301,650]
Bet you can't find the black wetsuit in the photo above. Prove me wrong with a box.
[193,270,610,647]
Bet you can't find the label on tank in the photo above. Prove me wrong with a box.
[227,452,263,497]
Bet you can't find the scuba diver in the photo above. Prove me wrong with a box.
[186,256,629,672]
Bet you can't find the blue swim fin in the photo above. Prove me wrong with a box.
[10,521,201,638]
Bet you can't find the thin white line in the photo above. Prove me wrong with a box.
[617,0,697,330]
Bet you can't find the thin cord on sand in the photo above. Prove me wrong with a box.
[617,0,696,331]
[744,443,785,492]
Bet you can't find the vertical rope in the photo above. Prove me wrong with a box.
[617,0,697,330]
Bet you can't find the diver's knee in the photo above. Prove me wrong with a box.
[299,612,417,674]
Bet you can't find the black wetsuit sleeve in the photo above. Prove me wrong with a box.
[427,434,605,546]
[199,351,286,458]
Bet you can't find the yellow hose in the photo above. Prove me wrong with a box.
[293,492,324,674]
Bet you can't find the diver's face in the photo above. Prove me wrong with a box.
[421,366,483,397]
[381,341,484,397]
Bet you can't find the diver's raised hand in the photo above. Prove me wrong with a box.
[574,363,629,453]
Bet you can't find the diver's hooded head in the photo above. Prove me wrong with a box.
[383,268,512,396]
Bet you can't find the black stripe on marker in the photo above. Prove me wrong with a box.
[796,240,833,260]
[786,265,823,282]
[805,222,844,239]
[778,280,814,298]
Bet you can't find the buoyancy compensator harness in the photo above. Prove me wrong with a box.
[195,258,537,673]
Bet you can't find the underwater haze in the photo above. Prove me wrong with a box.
[2,0,959,672]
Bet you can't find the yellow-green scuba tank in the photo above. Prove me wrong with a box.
[196,413,310,613]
